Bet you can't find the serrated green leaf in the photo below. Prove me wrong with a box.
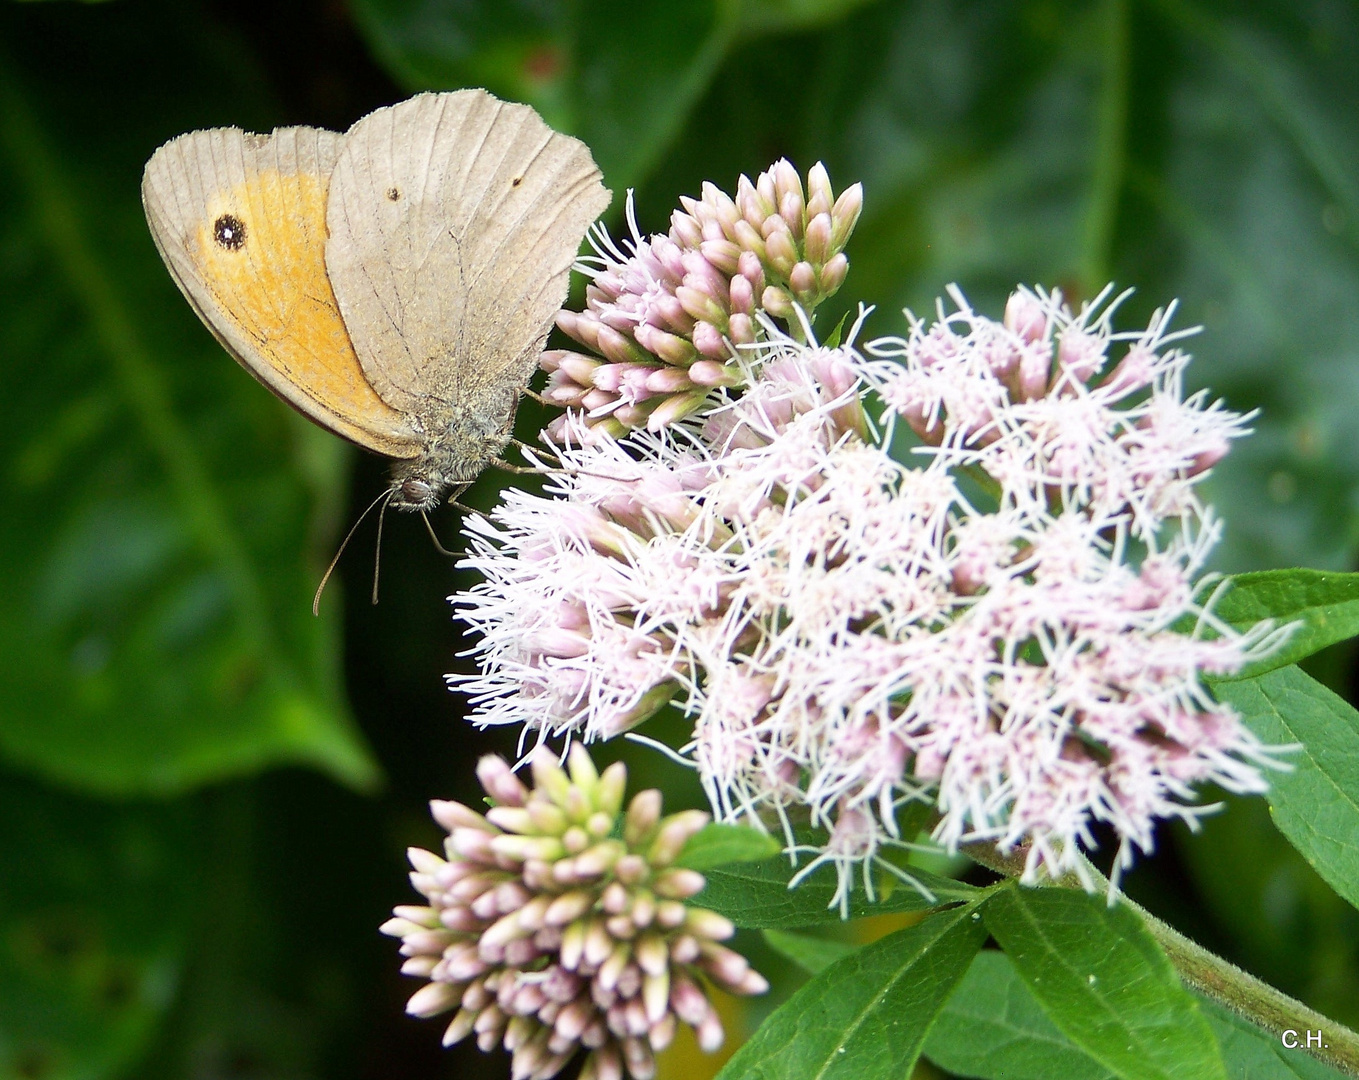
[0,9,377,795]
[716,904,987,1080]
[1212,569,1359,679]
[676,822,782,871]
[985,886,1227,1080]
[762,929,859,976]
[1214,665,1359,912]
[697,854,982,929]
[925,950,1348,1080]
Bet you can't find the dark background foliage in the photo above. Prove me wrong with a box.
[0,0,1356,1077]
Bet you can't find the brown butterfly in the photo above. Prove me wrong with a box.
[142,89,611,514]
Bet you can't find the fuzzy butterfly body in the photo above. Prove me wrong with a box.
[142,90,611,510]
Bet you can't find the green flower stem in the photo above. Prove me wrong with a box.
[1081,0,1130,291]
[960,840,1359,1078]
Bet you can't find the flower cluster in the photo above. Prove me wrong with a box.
[382,748,766,1080]
[542,159,862,436]
[455,277,1282,905]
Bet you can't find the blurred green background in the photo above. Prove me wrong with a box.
[1,0,1357,1077]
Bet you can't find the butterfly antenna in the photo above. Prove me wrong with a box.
[371,490,394,606]
[421,510,458,557]
[314,487,393,617]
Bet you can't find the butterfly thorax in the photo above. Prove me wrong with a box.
[387,400,515,511]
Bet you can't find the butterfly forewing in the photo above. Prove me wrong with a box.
[141,126,422,458]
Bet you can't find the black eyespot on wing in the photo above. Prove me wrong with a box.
[213,214,247,250]
[511,176,523,187]
[386,187,401,201]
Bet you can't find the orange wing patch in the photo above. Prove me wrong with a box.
[192,168,417,452]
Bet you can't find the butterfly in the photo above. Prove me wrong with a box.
[142,89,611,514]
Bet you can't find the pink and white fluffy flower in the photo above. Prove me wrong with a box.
[451,284,1283,908]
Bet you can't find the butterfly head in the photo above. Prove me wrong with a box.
[387,423,510,511]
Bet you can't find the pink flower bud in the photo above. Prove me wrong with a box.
[647,810,710,865]
[442,1008,477,1047]
[734,175,763,226]
[683,908,733,941]
[729,273,754,314]
[1057,328,1106,382]
[804,212,833,265]
[730,219,766,260]
[485,805,534,833]
[789,261,818,298]
[675,293,726,339]
[761,285,796,318]
[819,251,848,295]
[699,238,741,274]
[624,790,662,845]
[697,1011,724,1052]
[632,324,696,366]
[649,1012,677,1052]
[738,249,765,291]
[756,169,778,211]
[669,210,702,248]
[830,182,863,249]
[688,361,741,388]
[780,190,805,238]
[1004,289,1048,343]
[448,828,497,862]
[428,802,491,835]
[1099,345,1155,399]
[643,366,693,394]
[630,890,656,928]
[651,868,702,899]
[728,313,756,344]
[690,321,729,360]
[545,890,595,927]
[595,324,645,365]
[401,955,438,977]
[807,161,834,217]
[698,181,741,235]
[556,308,600,350]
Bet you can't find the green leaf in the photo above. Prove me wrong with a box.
[985,886,1227,1080]
[1130,1,1359,573]
[1212,569,1359,678]
[0,9,377,795]
[0,770,195,1078]
[925,950,1349,1080]
[697,854,983,929]
[739,0,880,34]
[676,822,782,871]
[762,929,859,976]
[350,0,739,189]
[1199,996,1352,1080]
[925,950,1118,1080]
[1214,665,1359,912]
[716,904,987,1080]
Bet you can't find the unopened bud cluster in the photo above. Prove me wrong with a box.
[382,748,766,1080]
[543,159,863,436]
